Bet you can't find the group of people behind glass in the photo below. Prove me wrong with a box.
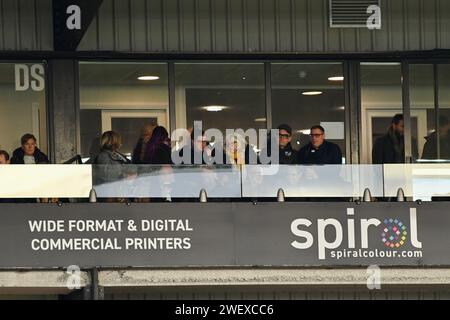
[1,113,449,168]
[89,123,343,167]
[372,113,450,164]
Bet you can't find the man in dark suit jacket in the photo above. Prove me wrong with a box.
[298,125,342,165]
[372,114,404,164]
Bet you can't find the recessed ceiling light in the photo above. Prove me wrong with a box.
[204,105,226,112]
[328,76,344,81]
[137,75,160,81]
[297,129,311,135]
[302,91,322,96]
[254,117,267,122]
[360,62,401,66]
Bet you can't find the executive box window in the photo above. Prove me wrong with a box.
[174,63,266,149]
[438,64,450,161]
[78,62,169,160]
[271,63,346,162]
[0,63,47,156]
[410,64,436,162]
[360,63,404,164]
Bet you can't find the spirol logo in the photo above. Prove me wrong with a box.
[381,219,408,248]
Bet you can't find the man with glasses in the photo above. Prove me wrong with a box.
[298,125,342,165]
[176,129,217,165]
[261,124,298,164]
[277,124,298,164]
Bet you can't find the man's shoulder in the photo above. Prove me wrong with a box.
[96,150,112,162]
[374,133,390,144]
[324,140,340,150]
[12,147,23,157]
[298,143,311,152]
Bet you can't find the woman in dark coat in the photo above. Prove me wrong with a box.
[131,124,156,164]
[143,126,172,164]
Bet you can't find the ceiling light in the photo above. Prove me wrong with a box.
[297,129,311,135]
[360,62,401,66]
[204,105,226,112]
[302,91,322,96]
[137,76,160,81]
[254,118,267,122]
[328,76,344,81]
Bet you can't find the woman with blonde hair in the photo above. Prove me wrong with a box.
[224,133,247,165]
[93,131,131,203]
[94,131,130,165]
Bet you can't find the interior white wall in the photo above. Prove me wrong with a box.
[0,86,46,155]
[80,85,168,109]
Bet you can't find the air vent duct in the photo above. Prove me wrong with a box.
[329,0,381,28]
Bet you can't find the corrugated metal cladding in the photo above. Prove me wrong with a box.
[104,290,450,300]
[78,0,450,53]
[0,0,53,51]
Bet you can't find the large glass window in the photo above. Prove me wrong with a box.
[174,63,266,135]
[0,62,47,156]
[410,64,435,162]
[360,63,403,164]
[78,62,168,160]
[438,64,450,161]
[271,63,346,162]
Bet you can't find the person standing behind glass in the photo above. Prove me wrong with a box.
[422,116,450,160]
[372,114,406,164]
[93,131,131,202]
[143,126,172,164]
[94,131,130,165]
[10,134,49,164]
[132,124,156,164]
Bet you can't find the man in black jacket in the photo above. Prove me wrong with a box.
[260,124,298,164]
[10,133,49,164]
[422,116,450,160]
[298,125,342,165]
[372,114,405,164]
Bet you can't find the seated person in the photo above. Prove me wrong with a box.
[0,150,10,164]
[260,124,298,164]
[10,133,49,164]
[298,125,342,165]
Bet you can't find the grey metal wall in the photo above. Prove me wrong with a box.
[78,0,450,53]
[0,0,53,51]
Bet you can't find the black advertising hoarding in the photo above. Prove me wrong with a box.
[0,202,448,268]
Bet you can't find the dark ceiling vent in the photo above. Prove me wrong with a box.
[329,0,381,28]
